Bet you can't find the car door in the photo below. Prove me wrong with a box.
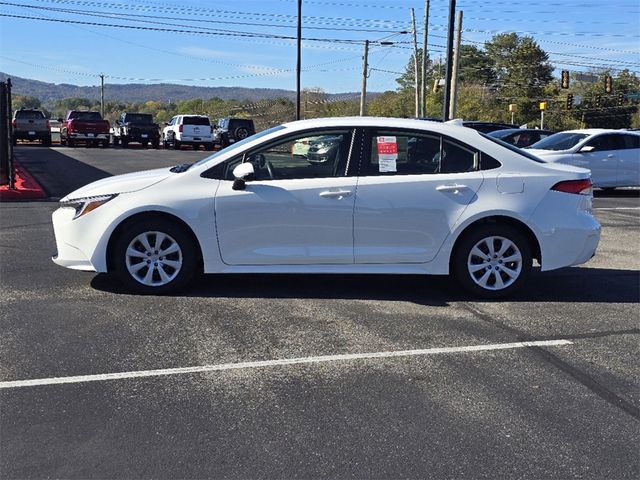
[214,128,358,265]
[573,134,619,187]
[353,129,484,264]
[616,134,640,187]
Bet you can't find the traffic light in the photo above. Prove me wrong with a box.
[594,94,601,108]
[561,70,570,89]
[617,93,625,106]
[566,93,574,110]
[604,75,613,93]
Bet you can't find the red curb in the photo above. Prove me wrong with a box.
[0,160,47,200]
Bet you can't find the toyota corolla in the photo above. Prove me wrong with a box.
[52,117,601,298]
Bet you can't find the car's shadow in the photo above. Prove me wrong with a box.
[90,266,639,305]
[594,188,640,198]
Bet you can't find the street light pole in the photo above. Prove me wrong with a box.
[296,0,302,121]
[359,39,369,116]
[442,0,456,121]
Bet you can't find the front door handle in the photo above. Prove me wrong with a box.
[319,190,352,199]
[436,184,468,194]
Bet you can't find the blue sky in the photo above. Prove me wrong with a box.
[0,0,638,95]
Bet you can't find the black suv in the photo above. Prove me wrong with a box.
[113,112,160,148]
[213,118,255,148]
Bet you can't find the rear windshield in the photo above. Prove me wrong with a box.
[15,110,45,119]
[183,116,210,126]
[528,132,588,151]
[125,114,153,124]
[480,133,545,163]
[69,111,102,121]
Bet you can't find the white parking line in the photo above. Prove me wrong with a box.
[0,339,572,390]
[593,207,640,210]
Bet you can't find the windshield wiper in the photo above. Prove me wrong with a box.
[170,163,193,173]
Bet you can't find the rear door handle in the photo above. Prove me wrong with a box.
[436,184,468,194]
[319,190,352,199]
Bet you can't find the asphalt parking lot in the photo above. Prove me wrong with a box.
[1,145,639,479]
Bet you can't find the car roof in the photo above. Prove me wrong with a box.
[281,116,477,135]
[561,128,640,135]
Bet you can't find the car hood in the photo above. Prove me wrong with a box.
[526,148,572,157]
[61,167,172,201]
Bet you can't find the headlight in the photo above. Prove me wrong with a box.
[60,194,117,219]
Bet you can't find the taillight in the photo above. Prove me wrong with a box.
[551,179,593,195]
[46,120,50,129]
[11,119,16,128]
[179,124,183,133]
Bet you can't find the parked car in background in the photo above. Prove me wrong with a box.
[488,128,554,148]
[113,112,160,149]
[59,110,111,148]
[51,117,600,298]
[213,118,255,148]
[162,115,214,150]
[12,108,51,146]
[48,119,61,133]
[527,129,640,189]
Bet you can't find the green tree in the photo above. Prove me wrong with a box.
[458,45,495,86]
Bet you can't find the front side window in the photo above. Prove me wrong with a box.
[585,134,618,152]
[363,130,477,176]
[220,130,354,181]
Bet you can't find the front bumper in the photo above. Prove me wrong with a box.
[51,207,97,271]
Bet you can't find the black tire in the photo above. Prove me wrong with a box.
[204,142,214,151]
[121,139,129,148]
[172,139,181,150]
[152,140,160,149]
[453,224,532,299]
[113,218,198,295]
[234,127,250,140]
[101,140,109,148]
[67,138,74,147]
[142,141,149,148]
[43,137,52,147]
[113,136,120,146]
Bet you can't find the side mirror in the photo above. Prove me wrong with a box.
[579,145,595,153]
[232,163,255,190]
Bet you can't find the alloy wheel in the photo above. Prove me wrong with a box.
[467,235,523,291]
[125,231,183,287]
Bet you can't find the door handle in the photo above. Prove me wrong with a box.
[436,184,468,194]
[319,190,352,199]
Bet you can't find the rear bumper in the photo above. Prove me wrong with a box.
[69,133,109,141]
[14,131,50,140]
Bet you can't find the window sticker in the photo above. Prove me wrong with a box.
[376,136,398,172]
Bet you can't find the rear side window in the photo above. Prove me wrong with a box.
[481,133,545,164]
[363,130,478,176]
[622,134,640,149]
[15,110,45,119]
[183,116,210,126]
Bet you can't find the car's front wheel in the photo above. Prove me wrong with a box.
[113,219,197,294]
[453,224,532,298]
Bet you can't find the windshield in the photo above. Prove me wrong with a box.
[480,133,545,163]
[183,116,210,126]
[125,114,153,124]
[488,129,516,139]
[70,111,102,121]
[189,125,287,170]
[527,132,588,151]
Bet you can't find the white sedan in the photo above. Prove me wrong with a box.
[527,129,640,190]
[51,117,601,298]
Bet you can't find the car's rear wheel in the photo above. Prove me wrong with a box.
[172,139,181,150]
[453,224,532,298]
[114,219,197,294]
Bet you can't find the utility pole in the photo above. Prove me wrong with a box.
[359,39,369,116]
[295,0,302,121]
[99,74,105,119]
[420,0,430,118]
[448,10,463,119]
[410,8,419,118]
[442,0,456,121]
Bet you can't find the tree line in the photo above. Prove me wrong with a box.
[11,33,640,131]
